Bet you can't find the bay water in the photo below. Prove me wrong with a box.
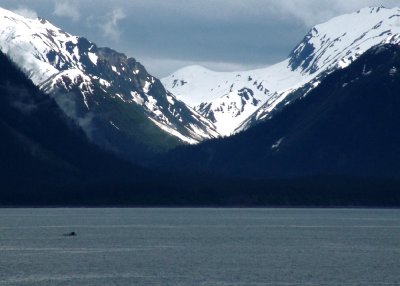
[0,208,399,285]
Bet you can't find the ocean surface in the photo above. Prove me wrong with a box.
[0,208,399,285]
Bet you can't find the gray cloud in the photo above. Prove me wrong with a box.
[12,6,38,19]
[1,0,399,77]
[140,57,265,77]
[265,0,400,26]
[100,8,126,42]
[52,91,96,139]
[53,0,80,22]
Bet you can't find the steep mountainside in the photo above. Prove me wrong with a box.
[1,49,400,207]
[0,50,143,200]
[0,50,251,206]
[0,7,218,162]
[160,44,400,179]
[163,6,400,136]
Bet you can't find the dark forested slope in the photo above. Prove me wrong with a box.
[162,44,400,180]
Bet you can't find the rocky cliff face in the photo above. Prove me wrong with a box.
[0,7,219,161]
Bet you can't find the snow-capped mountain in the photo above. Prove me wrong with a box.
[0,7,218,157]
[163,6,400,136]
[162,43,400,179]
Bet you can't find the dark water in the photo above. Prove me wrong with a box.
[0,208,400,285]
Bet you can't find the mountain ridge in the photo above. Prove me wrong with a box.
[159,43,400,179]
[2,8,400,206]
[0,7,219,162]
[163,6,400,136]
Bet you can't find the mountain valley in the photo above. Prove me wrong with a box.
[1,6,400,206]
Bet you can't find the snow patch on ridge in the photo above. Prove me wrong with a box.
[149,117,198,144]
[88,52,98,65]
[131,91,144,105]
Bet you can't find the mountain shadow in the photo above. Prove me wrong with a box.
[161,44,400,181]
[2,47,400,207]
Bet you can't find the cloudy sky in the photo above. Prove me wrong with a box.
[2,0,399,77]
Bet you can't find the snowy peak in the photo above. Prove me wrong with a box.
[288,6,400,75]
[162,63,292,136]
[0,7,219,150]
[196,88,261,136]
[164,6,400,136]
[0,7,75,84]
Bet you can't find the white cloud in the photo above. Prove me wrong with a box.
[53,0,80,22]
[137,57,266,78]
[100,9,126,41]
[12,6,38,19]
